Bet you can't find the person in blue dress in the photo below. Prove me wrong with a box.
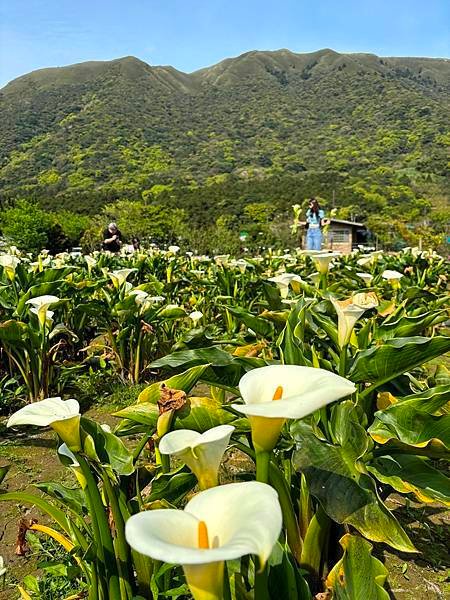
[305,198,328,250]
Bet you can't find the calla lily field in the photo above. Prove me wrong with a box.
[0,244,449,599]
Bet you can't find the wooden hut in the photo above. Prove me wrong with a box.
[301,218,367,254]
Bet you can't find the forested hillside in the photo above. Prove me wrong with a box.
[0,49,449,249]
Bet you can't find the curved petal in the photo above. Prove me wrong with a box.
[25,295,59,308]
[382,270,403,280]
[194,425,234,446]
[189,311,203,325]
[312,252,340,274]
[159,430,201,455]
[159,426,235,489]
[186,481,282,566]
[7,397,80,428]
[126,482,282,566]
[126,509,200,563]
[57,443,79,467]
[235,365,355,418]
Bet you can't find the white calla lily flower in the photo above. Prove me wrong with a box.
[356,251,383,267]
[58,442,79,466]
[30,307,54,327]
[281,299,298,306]
[382,269,403,282]
[168,245,180,254]
[268,273,303,298]
[309,272,320,286]
[356,272,373,285]
[214,254,230,266]
[231,259,250,273]
[58,443,86,488]
[26,295,60,327]
[108,268,137,288]
[0,254,20,280]
[148,295,166,304]
[232,365,355,452]
[159,425,234,489]
[126,481,282,600]
[7,397,81,450]
[189,310,204,326]
[84,255,96,272]
[311,252,340,275]
[331,292,378,348]
[128,289,150,309]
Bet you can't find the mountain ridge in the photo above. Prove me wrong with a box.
[0,48,449,223]
[2,48,449,92]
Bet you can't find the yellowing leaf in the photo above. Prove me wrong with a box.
[376,392,397,410]
[326,534,389,599]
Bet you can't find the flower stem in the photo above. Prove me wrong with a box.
[255,450,271,483]
[132,432,153,463]
[267,460,303,562]
[76,455,121,599]
[254,560,270,600]
[101,473,134,599]
[234,442,302,563]
[339,344,348,377]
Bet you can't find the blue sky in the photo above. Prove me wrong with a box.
[1,0,449,87]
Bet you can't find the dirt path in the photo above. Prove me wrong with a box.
[0,409,449,599]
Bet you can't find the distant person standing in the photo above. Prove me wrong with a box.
[103,222,122,252]
[305,198,328,250]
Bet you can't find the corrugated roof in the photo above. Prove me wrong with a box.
[299,219,365,227]
[329,218,365,227]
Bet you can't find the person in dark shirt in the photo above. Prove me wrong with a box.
[102,222,122,252]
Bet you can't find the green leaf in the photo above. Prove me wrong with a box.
[226,306,273,337]
[263,281,283,310]
[278,300,312,366]
[137,364,210,404]
[268,542,311,600]
[278,319,311,366]
[367,454,450,507]
[114,402,160,427]
[368,393,450,457]
[0,492,70,534]
[326,534,389,599]
[174,397,246,431]
[433,365,450,389]
[80,418,134,475]
[349,336,450,389]
[156,305,187,319]
[150,346,235,369]
[400,384,450,411]
[310,311,339,347]
[49,323,78,342]
[0,464,10,484]
[23,574,40,593]
[403,287,437,303]
[149,346,266,389]
[35,482,87,514]
[146,466,197,504]
[374,310,448,340]
[16,282,67,315]
[115,396,246,433]
[0,320,28,342]
[291,421,416,552]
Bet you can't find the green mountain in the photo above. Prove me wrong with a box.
[0,49,449,223]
